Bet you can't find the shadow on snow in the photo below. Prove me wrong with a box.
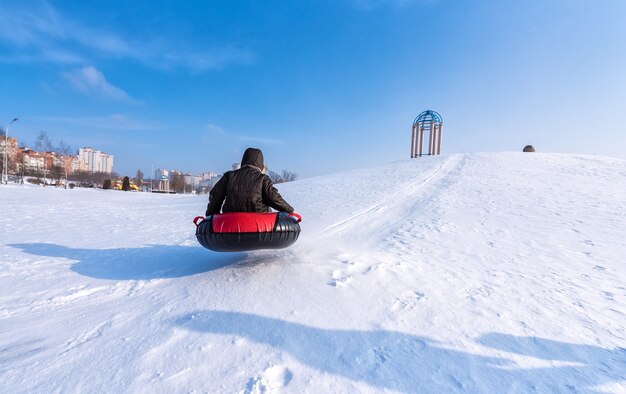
[9,243,247,280]
[176,311,626,393]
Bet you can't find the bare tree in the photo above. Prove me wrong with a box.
[35,131,54,152]
[55,140,74,155]
[135,169,144,188]
[171,172,186,193]
[281,169,297,182]
[0,127,16,178]
[0,155,15,178]
[49,165,64,183]
[268,170,283,184]
[269,169,298,184]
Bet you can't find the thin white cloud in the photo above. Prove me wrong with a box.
[0,50,84,65]
[0,1,64,46]
[206,123,284,145]
[30,114,161,131]
[0,1,253,71]
[207,124,226,135]
[160,47,254,72]
[61,66,137,103]
[40,48,85,64]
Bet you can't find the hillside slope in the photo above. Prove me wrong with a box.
[1,153,625,393]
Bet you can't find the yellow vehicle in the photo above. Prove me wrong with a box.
[113,180,139,191]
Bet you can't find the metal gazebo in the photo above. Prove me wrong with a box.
[411,110,443,158]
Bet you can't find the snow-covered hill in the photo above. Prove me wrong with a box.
[1,153,625,393]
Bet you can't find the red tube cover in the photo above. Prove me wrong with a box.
[211,212,278,233]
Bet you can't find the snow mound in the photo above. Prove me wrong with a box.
[1,153,625,392]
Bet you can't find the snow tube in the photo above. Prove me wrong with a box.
[193,212,302,252]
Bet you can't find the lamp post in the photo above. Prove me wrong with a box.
[2,117,18,185]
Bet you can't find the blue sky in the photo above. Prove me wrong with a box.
[1,0,625,178]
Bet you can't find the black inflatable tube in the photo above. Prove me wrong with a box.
[196,213,301,252]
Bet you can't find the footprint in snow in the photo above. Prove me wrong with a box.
[392,291,425,311]
[244,366,292,394]
[328,270,353,287]
[465,286,494,300]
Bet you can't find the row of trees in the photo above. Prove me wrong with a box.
[69,169,143,190]
[114,168,299,193]
[1,163,298,191]
[69,171,121,185]
[166,169,298,194]
[2,128,300,190]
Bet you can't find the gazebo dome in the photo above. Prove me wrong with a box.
[413,110,443,125]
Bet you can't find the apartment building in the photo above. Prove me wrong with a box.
[18,149,45,172]
[78,147,114,173]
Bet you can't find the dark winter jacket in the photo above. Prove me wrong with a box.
[205,148,294,215]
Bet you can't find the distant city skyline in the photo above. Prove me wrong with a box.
[1,1,625,178]
[0,129,114,177]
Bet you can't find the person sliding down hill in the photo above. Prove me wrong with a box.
[205,147,295,216]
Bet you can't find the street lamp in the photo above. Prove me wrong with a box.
[2,117,18,185]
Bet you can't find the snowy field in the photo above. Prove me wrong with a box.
[1,152,625,393]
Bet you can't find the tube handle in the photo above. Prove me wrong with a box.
[193,216,205,227]
[288,212,302,223]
